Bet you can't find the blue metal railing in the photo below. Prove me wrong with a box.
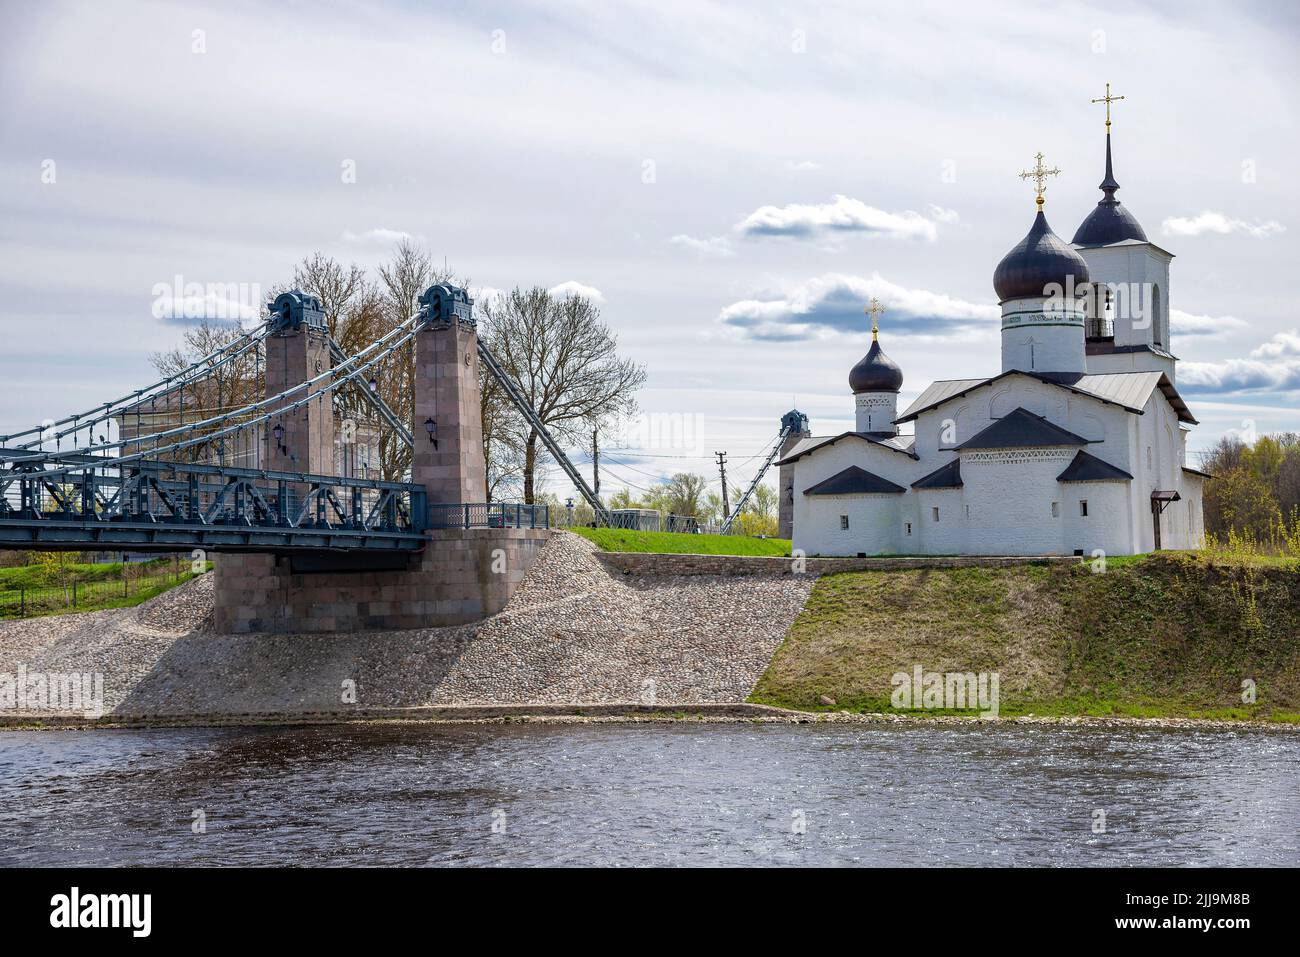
[427,502,550,530]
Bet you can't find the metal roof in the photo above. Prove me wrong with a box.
[1056,450,1134,482]
[894,369,1197,425]
[803,465,906,496]
[775,430,919,466]
[955,407,1093,450]
[911,458,963,489]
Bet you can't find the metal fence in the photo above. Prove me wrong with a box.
[0,559,202,620]
[427,502,551,530]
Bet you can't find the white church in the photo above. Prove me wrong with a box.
[778,99,1208,557]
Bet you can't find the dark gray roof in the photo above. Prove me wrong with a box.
[955,407,1093,450]
[911,459,963,489]
[1056,450,1134,483]
[1071,133,1149,246]
[993,210,1091,302]
[1182,464,1213,479]
[803,466,906,496]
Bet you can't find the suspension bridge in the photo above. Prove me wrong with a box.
[0,283,796,631]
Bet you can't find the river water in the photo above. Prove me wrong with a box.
[0,723,1295,867]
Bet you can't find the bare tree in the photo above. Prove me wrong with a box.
[480,287,646,502]
[146,320,263,465]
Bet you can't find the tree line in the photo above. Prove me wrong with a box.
[1201,431,1300,549]
[149,241,646,501]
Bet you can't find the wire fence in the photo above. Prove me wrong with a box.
[0,557,203,620]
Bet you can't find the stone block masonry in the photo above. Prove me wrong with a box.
[214,527,550,633]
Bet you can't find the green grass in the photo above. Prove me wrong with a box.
[571,526,792,556]
[0,559,210,620]
[751,552,1300,722]
[0,556,181,589]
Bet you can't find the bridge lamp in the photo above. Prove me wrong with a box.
[368,377,379,394]
[424,416,438,449]
[272,422,286,454]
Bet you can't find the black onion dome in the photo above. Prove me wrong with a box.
[849,339,903,393]
[993,210,1090,302]
[1071,134,1147,245]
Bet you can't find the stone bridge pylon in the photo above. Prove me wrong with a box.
[213,286,551,633]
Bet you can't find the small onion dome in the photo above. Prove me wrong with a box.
[1072,134,1148,245]
[849,339,903,394]
[993,210,1091,303]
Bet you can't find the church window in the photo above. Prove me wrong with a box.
[1080,500,1089,517]
[965,504,970,519]
[1051,501,1060,518]
[1152,285,1163,347]
[1147,446,1153,469]
[839,515,849,530]
[905,522,912,536]
[932,507,940,522]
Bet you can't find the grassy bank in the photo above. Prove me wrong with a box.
[751,552,1300,722]
[572,527,792,556]
[0,559,209,619]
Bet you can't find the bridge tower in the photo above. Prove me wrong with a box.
[412,285,486,505]
[263,291,334,474]
[213,284,550,635]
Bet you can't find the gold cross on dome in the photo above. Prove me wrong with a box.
[1091,82,1125,131]
[1018,152,1061,210]
[865,297,885,341]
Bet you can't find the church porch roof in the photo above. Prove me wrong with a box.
[955,407,1094,450]
[803,466,907,496]
[1056,450,1134,482]
[911,459,963,489]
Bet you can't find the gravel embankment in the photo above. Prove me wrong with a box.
[0,533,814,717]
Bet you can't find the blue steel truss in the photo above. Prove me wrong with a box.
[0,457,428,553]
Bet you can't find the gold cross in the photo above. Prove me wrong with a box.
[1018,151,1061,210]
[865,297,885,341]
[1091,82,1125,131]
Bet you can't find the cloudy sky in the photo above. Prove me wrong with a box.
[1,0,1297,499]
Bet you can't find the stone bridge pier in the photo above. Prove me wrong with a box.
[213,286,550,634]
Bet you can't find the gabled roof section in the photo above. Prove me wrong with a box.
[775,430,919,465]
[898,378,988,422]
[911,458,962,489]
[1182,464,1213,480]
[803,465,906,496]
[1057,450,1134,483]
[955,407,1093,450]
[894,369,1197,425]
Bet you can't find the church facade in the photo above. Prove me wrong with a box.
[778,118,1208,558]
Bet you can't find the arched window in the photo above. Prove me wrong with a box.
[1151,284,1163,347]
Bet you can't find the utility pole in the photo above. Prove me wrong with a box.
[592,427,600,497]
[715,451,729,522]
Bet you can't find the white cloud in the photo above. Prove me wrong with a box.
[1181,329,1300,393]
[470,286,506,308]
[548,280,605,303]
[1169,309,1251,338]
[718,273,997,341]
[1160,211,1285,239]
[786,160,822,172]
[668,234,735,258]
[340,227,423,245]
[735,195,940,242]
[926,204,960,225]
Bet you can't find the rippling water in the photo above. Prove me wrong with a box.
[0,723,1296,866]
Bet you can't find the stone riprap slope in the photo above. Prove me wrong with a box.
[0,533,813,717]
